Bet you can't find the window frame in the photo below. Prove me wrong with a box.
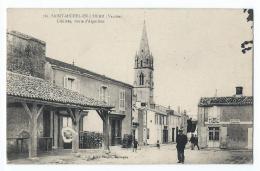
[119,89,126,111]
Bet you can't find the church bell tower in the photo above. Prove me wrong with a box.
[133,21,154,107]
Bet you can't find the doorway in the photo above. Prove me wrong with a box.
[208,127,220,148]
[172,128,175,142]
[110,119,122,146]
[163,128,168,143]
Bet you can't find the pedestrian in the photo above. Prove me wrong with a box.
[176,129,188,164]
[194,134,200,150]
[156,140,160,149]
[189,134,195,150]
[133,139,138,152]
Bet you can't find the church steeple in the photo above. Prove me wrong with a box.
[135,20,153,70]
[139,21,150,56]
[133,20,154,106]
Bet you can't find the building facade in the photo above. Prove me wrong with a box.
[167,109,182,143]
[6,30,133,159]
[45,57,133,146]
[197,87,253,149]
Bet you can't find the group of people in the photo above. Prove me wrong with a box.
[132,129,199,164]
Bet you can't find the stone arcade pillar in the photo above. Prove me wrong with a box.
[21,102,44,158]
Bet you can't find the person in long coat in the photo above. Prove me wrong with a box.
[176,129,188,164]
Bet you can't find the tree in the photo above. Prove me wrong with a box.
[241,9,253,54]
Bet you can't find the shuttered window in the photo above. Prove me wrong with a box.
[63,75,80,92]
[119,90,125,111]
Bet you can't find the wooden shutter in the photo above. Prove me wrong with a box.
[76,78,80,92]
[63,76,68,88]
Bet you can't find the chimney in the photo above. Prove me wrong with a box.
[236,86,243,96]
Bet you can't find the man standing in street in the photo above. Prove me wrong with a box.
[176,129,188,164]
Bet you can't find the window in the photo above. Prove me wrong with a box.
[119,90,125,111]
[64,75,79,92]
[63,116,72,128]
[139,73,144,85]
[67,78,74,90]
[100,86,109,103]
[208,127,219,141]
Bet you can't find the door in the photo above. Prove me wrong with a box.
[163,129,168,143]
[172,128,175,142]
[111,119,122,146]
[208,127,220,148]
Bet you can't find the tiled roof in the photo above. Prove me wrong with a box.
[198,96,253,107]
[45,57,133,88]
[7,71,113,109]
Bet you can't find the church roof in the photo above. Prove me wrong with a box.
[7,71,113,109]
[198,96,253,107]
[139,21,150,56]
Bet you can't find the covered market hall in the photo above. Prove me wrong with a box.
[7,71,113,159]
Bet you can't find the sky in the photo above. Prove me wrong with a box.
[7,9,253,118]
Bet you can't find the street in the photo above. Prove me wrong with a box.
[8,143,253,164]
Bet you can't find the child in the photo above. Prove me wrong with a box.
[133,139,138,152]
[156,140,160,149]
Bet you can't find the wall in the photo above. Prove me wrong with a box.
[7,31,46,78]
[167,114,182,142]
[138,109,144,145]
[226,124,251,149]
[146,110,157,144]
[7,105,44,153]
[220,106,253,122]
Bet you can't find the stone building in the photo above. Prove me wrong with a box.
[45,57,133,146]
[197,87,253,149]
[6,30,133,159]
